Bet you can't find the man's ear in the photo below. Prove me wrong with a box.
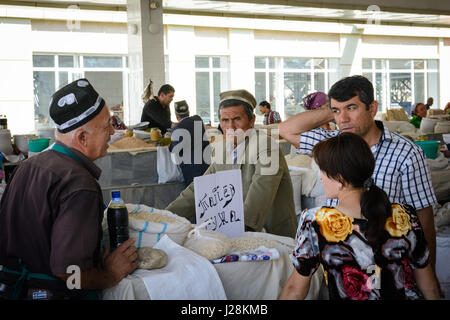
[74,128,88,147]
[250,114,256,128]
[369,101,378,118]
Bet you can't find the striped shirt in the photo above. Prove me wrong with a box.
[297,121,437,210]
[263,110,281,125]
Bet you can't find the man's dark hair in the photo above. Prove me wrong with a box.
[218,99,254,121]
[328,75,374,110]
[158,84,175,96]
[259,101,271,110]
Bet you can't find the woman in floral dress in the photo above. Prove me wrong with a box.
[280,133,441,300]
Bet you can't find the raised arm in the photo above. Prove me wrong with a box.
[279,106,334,149]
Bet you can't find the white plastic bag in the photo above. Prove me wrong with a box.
[184,219,232,261]
[157,146,184,183]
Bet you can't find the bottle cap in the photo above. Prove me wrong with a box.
[111,190,121,200]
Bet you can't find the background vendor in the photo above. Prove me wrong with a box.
[141,84,176,135]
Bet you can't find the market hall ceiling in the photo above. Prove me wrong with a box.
[3,0,450,27]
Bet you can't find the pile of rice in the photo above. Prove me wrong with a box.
[230,237,280,252]
[129,211,178,224]
[109,136,150,150]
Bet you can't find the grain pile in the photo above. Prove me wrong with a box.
[130,211,177,223]
[109,136,150,150]
[231,237,280,251]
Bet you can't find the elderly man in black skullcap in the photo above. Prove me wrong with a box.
[0,79,137,300]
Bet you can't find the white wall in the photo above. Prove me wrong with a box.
[440,38,450,109]
[253,30,340,57]
[0,18,34,135]
[361,35,439,59]
[31,20,128,55]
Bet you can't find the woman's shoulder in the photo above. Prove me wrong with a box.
[299,206,344,224]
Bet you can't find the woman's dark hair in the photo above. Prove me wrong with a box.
[219,99,254,121]
[312,132,391,248]
[328,75,374,110]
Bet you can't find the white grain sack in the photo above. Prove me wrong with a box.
[126,204,192,248]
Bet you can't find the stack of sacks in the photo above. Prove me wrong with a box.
[386,108,410,122]
[285,154,326,208]
[434,202,450,231]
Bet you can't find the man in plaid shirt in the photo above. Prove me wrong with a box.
[279,75,440,284]
[259,101,281,125]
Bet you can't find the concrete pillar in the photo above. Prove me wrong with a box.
[229,29,254,92]
[339,31,363,78]
[167,25,196,118]
[126,0,165,125]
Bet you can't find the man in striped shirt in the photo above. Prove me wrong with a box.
[279,75,439,282]
[259,101,281,125]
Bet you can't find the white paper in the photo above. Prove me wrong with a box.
[193,169,245,238]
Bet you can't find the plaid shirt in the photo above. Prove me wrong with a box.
[297,121,437,210]
[263,110,281,125]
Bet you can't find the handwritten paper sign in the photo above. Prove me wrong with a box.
[193,169,245,238]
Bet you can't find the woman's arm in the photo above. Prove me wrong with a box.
[279,269,311,300]
[414,264,441,300]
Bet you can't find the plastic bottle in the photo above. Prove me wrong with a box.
[107,190,129,251]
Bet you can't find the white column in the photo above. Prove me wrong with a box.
[0,19,34,135]
[167,25,196,119]
[339,32,363,78]
[229,29,254,92]
[126,0,165,125]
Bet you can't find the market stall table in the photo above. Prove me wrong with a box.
[102,232,324,300]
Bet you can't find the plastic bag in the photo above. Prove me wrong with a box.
[184,219,232,261]
[157,146,184,183]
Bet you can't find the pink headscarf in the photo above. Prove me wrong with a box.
[303,92,328,110]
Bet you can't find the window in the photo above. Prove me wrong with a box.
[362,59,439,115]
[195,56,230,125]
[254,57,339,121]
[32,54,129,130]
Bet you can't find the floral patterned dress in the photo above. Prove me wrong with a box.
[291,204,429,300]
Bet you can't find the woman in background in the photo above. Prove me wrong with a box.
[410,102,427,128]
[280,133,441,300]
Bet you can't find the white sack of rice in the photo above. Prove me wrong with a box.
[126,204,193,248]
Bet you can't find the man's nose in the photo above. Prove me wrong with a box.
[338,110,350,122]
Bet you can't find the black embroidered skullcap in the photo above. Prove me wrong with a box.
[219,89,256,109]
[174,100,189,117]
[49,78,105,133]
